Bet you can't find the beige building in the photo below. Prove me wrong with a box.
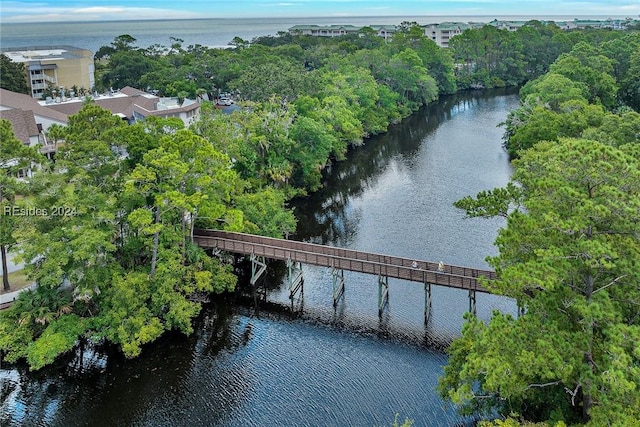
[1,45,95,99]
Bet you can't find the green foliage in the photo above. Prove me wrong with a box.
[229,60,316,102]
[0,102,267,370]
[450,25,528,89]
[0,54,29,94]
[233,187,296,237]
[101,49,157,90]
[503,32,639,156]
[5,24,636,374]
[289,115,337,189]
[97,271,165,358]
[26,315,87,370]
[0,315,32,363]
[0,286,76,364]
[519,73,589,111]
[390,413,414,427]
[440,138,640,425]
[386,49,439,108]
[620,46,640,111]
[502,100,606,157]
[0,120,41,290]
[479,417,566,427]
[549,43,618,109]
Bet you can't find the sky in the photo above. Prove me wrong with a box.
[1,0,638,22]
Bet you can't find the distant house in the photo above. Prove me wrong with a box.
[0,109,41,147]
[0,45,95,99]
[422,22,474,48]
[42,86,201,127]
[1,86,201,158]
[289,18,639,49]
[289,24,397,40]
[0,88,69,130]
[487,19,528,32]
[0,88,69,155]
[289,24,361,37]
[369,25,397,41]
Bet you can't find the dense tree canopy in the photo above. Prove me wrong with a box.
[0,120,40,291]
[2,21,639,384]
[440,138,640,425]
[444,26,640,426]
[502,33,640,157]
[0,54,29,94]
[0,104,295,369]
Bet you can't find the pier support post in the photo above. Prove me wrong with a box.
[250,254,267,311]
[287,258,304,312]
[424,282,432,325]
[378,275,389,318]
[250,254,266,286]
[332,267,345,308]
[468,289,476,315]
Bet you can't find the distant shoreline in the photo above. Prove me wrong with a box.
[1,15,633,53]
[1,14,632,25]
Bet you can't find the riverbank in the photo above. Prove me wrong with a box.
[1,89,518,426]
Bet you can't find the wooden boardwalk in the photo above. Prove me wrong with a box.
[193,229,494,293]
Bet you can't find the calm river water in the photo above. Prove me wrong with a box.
[0,89,520,427]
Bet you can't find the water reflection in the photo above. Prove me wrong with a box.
[274,88,520,342]
[293,89,516,247]
[1,305,474,427]
[1,89,520,427]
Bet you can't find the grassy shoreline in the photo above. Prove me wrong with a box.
[0,269,33,294]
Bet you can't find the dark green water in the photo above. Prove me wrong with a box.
[0,89,520,427]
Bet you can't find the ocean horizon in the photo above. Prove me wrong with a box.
[1,15,629,53]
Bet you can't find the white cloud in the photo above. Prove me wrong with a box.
[73,7,127,14]
[3,5,201,22]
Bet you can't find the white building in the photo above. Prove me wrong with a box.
[42,86,201,127]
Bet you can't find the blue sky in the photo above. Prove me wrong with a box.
[1,0,638,22]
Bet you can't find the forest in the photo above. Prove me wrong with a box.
[1,20,639,426]
[439,26,640,427]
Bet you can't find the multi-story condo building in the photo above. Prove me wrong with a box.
[423,22,476,48]
[1,45,95,99]
[288,24,397,40]
[289,18,638,48]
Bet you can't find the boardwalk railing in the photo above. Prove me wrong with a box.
[193,229,493,293]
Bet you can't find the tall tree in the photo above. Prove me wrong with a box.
[549,42,618,110]
[439,138,640,424]
[620,46,640,112]
[0,120,40,291]
[0,54,29,94]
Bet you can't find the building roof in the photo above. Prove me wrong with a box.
[0,45,93,63]
[425,22,472,31]
[369,25,397,31]
[289,24,382,32]
[41,86,199,120]
[0,108,40,145]
[0,88,69,123]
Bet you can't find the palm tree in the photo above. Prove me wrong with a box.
[11,287,72,330]
[177,91,189,105]
[195,88,207,101]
